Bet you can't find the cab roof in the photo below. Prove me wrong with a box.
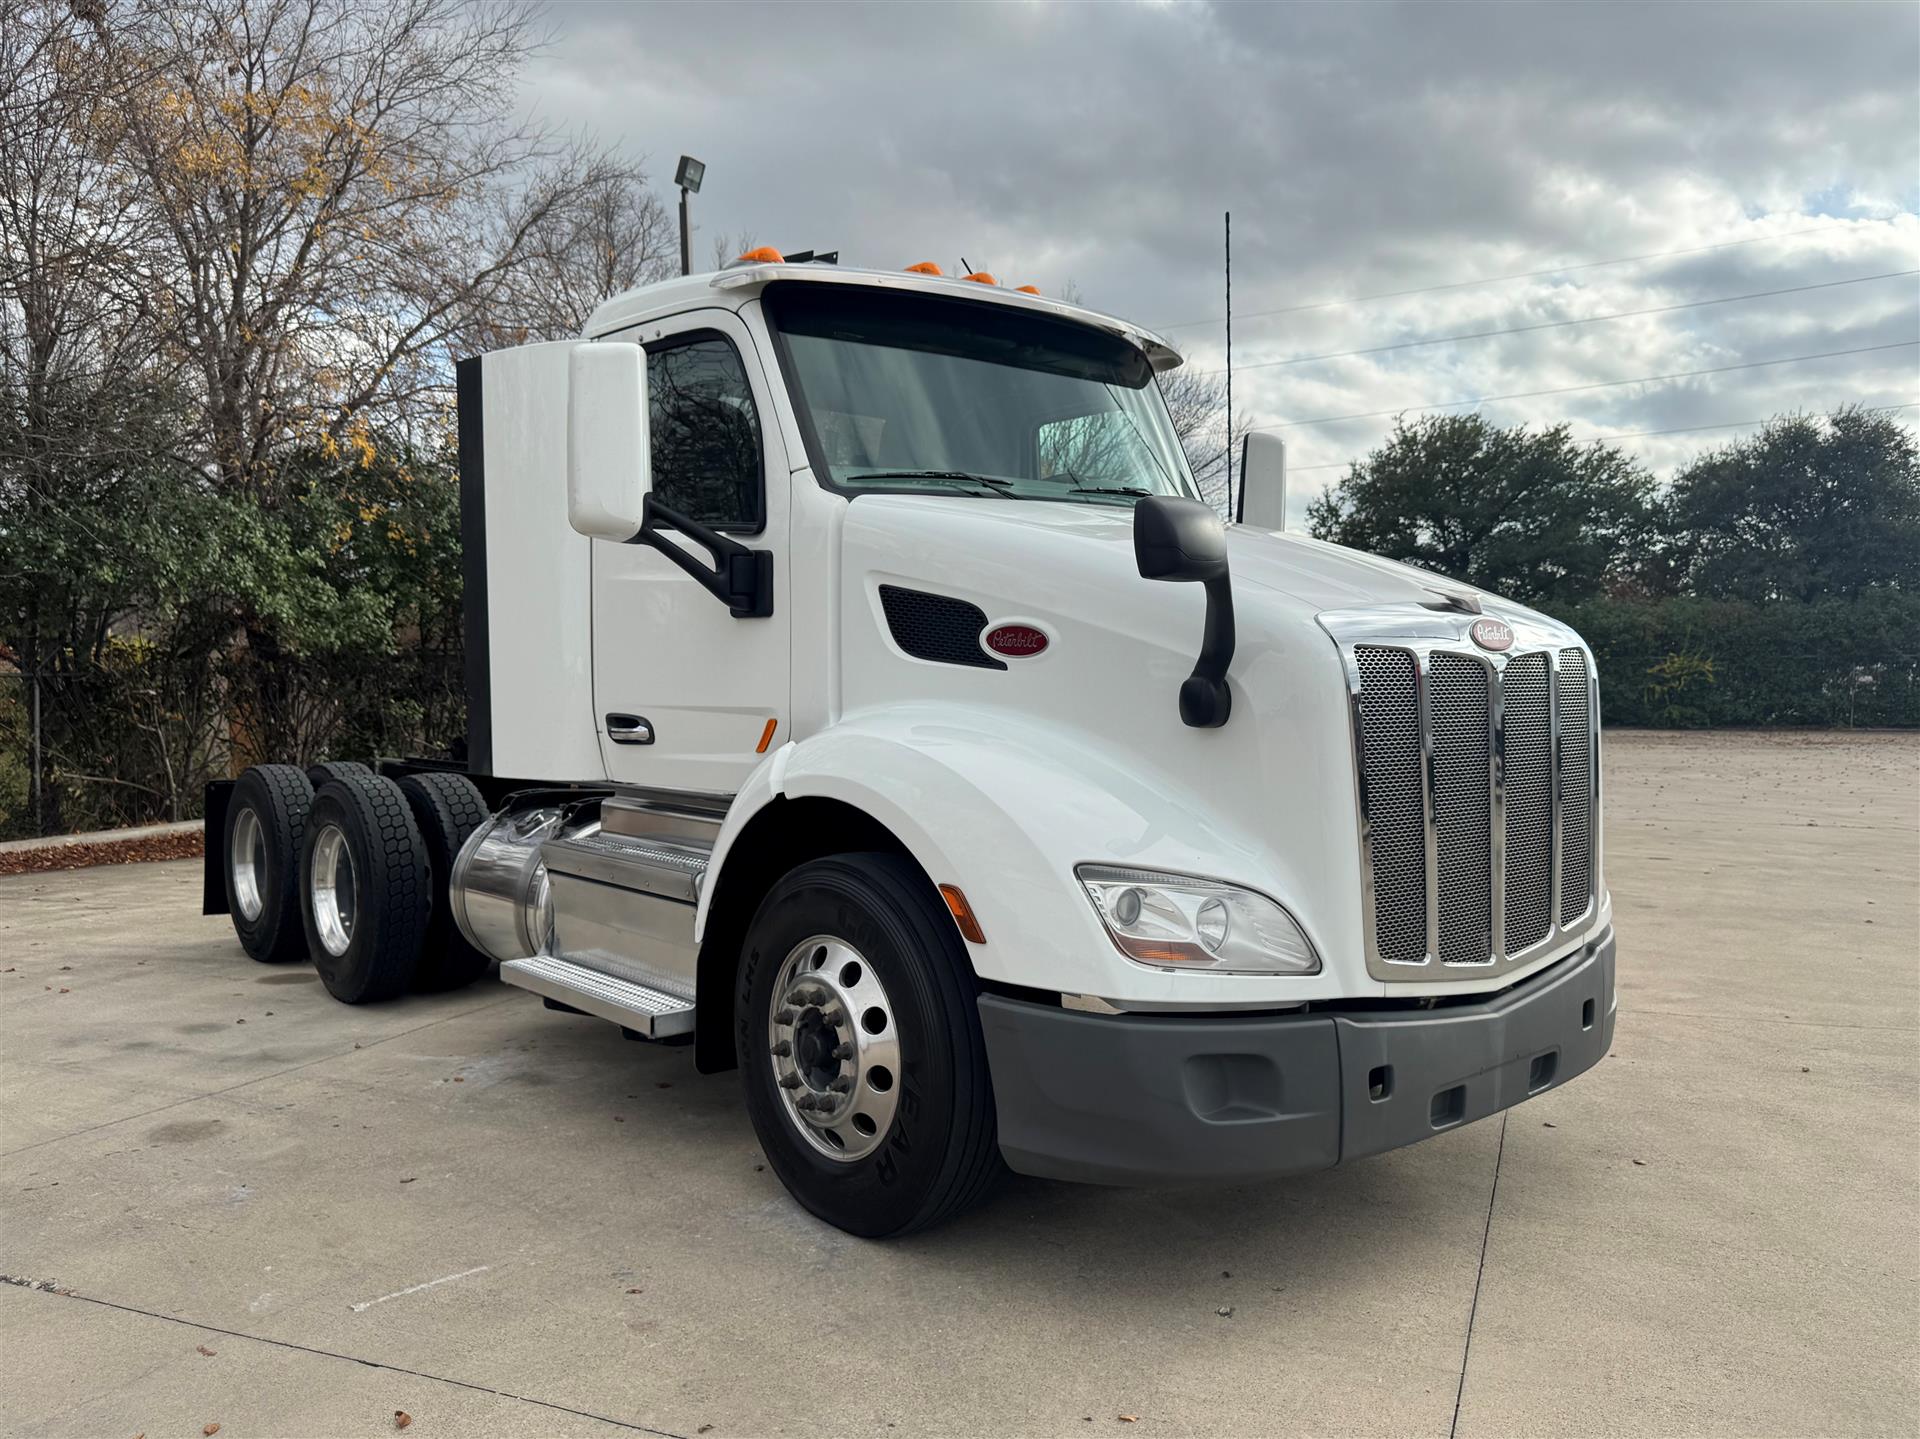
[583,262,1185,372]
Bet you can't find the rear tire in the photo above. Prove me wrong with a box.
[397,772,493,991]
[737,853,1002,1237]
[306,759,371,788]
[224,764,314,964]
[300,774,430,1004]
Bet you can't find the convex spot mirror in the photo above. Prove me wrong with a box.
[567,342,651,541]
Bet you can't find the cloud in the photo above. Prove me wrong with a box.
[526,0,1919,511]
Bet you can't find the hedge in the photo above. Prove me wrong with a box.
[1557,591,1920,728]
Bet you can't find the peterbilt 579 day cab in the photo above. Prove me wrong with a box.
[204,253,1616,1237]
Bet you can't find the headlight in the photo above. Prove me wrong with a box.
[1075,865,1320,974]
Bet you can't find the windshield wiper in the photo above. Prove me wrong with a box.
[855,469,1018,493]
[1067,484,1156,499]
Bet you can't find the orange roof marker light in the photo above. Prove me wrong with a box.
[904,261,943,276]
[1015,284,1041,295]
[736,246,784,264]
[962,271,998,286]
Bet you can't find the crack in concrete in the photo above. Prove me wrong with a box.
[1450,1109,1509,1439]
[5,1282,687,1437]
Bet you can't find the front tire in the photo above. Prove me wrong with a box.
[300,774,430,1004]
[737,853,1002,1237]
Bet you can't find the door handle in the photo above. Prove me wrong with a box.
[606,713,654,745]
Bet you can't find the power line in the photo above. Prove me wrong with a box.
[1193,269,1918,375]
[1157,220,1869,332]
[1281,400,1920,475]
[1250,340,1919,432]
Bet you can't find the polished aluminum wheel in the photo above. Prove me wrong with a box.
[308,823,358,958]
[767,935,901,1162]
[230,806,267,923]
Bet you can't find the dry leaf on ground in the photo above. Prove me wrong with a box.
[394,1411,412,1429]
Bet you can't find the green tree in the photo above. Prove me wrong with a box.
[1662,406,1920,602]
[1305,414,1658,607]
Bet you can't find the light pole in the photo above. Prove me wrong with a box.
[675,155,705,276]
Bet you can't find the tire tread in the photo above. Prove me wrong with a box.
[304,773,429,1004]
[397,771,492,990]
[228,763,315,963]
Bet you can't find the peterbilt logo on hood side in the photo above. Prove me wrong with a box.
[1470,618,1515,652]
[984,623,1049,658]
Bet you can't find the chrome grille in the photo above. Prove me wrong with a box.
[1353,647,1427,964]
[1429,654,1494,964]
[1347,634,1598,976]
[1502,653,1553,951]
[1556,649,1594,926]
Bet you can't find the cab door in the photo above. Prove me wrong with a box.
[591,309,790,796]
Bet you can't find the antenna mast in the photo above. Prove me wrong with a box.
[1225,210,1234,519]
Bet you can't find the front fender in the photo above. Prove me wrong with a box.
[700,703,1353,1006]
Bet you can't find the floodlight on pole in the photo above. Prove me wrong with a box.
[675,155,705,276]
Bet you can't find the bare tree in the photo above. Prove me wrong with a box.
[709,230,759,271]
[489,158,677,343]
[1157,365,1245,514]
[71,0,633,492]
[0,0,185,832]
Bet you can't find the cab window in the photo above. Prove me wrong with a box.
[647,334,763,531]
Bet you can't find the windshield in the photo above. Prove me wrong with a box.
[765,283,1198,505]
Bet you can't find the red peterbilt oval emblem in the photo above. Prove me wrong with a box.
[984,623,1049,658]
[1470,618,1515,652]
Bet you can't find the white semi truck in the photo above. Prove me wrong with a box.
[204,254,1615,1237]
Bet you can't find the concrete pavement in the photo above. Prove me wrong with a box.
[1,731,1915,1437]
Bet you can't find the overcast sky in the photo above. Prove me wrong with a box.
[526,0,1919,518]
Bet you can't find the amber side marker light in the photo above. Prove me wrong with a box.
[939,885,987,944]
[755,718,778,754]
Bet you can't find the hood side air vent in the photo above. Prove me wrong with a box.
[878,585,1007,671]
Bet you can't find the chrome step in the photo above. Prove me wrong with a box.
[500,954,695,1038]
[601,792,725,844]
[542,829,710,902]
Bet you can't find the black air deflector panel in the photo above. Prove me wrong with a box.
[879,585,1006,670]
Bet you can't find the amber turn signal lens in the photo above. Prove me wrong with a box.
[755,718,778,754]
[938,884,987,944]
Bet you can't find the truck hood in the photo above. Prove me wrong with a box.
[845,495,1492,617]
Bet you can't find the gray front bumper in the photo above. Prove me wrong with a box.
[979,927,1615,1185]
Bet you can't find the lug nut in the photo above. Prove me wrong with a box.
[829,1077,852,1093]
[774,1008,796,1025]
[770,1040,792,1058]
[779,1073,801,1090]
[833,1041,853,1060]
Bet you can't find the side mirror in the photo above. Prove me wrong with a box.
[567,342,651,540]
[1134,494,1228,581]
[1134,496,1234,728]
[1237,431,1287,530]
